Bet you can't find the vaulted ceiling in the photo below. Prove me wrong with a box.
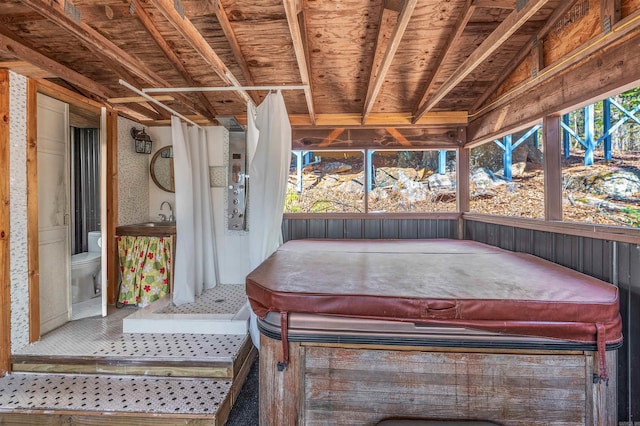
[0,0,571,128]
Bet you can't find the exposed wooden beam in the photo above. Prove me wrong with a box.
[414,0,552,121]
[412,0,476,123]
[132,0,218,118]
[0,69,10,374]
[472,0,515,8]
[0,28,111,99]
[601,0,622,32]
[362,0,417,124]
[467,18,640,143]
[470,1,583,113]
[149,0,253,106]
[19,0,209,119]
[210,0,257,94]
[107,95,175,104]
[283,0,316,124]
[289,112,468,127]
[0,61,54,78]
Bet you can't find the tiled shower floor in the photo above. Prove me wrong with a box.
[14,286,248,360]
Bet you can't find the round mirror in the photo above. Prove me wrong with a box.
[150,146,174,193]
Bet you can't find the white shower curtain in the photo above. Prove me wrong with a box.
[171,117,218,305]
[246,91,292,348]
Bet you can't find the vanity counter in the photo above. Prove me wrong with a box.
[116,222,176,237]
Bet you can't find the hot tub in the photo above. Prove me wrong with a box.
[247,239,622,425]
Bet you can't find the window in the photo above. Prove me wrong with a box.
[469,124,545,219]
[285,149,457,214]
[286,150,365,213]
[369,150,456,213]
[561,88,640,227]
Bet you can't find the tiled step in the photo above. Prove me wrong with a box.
[2,348,256,425]
[0,372,233,425]
[12,335,255,379]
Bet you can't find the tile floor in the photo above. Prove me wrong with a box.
[3,285,255,420]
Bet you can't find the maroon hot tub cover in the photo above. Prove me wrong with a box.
[246,239,622,375]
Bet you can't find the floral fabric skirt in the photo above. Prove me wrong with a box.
[117,235,172,307]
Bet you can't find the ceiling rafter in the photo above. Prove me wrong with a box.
[19,0,209,120]
[0,27,163,120]
[412,0,477,123]
[0,29,107,99]
[132,0,218,118]
[413,0,553,122]
[149,0,254,106]
[210,0,258,99]
[470,1,582,113]
[362,0,417,125]
[283,0,316,124]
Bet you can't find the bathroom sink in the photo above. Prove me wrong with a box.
[140,221,176,227]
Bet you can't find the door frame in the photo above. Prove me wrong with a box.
[26,80,115,342]
[0,70,11,375]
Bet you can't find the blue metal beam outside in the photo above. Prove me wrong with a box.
[584,104,595,165]
[438,150,447,175]
[366,150,375,193]
[603,99,612,161]
[493,124,542,181]
[562,114,570,158]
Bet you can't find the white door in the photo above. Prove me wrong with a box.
[37,94,70,335]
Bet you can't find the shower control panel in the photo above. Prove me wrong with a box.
[227,131,247,230]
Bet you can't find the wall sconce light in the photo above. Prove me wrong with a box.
[131,127,153,154]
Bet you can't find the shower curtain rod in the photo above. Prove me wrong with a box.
[118,79,202,128]
[142,85,309,94]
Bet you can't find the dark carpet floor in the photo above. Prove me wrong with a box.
[225,356,259,425]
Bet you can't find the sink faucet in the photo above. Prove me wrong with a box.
[160,201,174,221]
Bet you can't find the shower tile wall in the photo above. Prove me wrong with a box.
[117,116,149,225]
[9,71,29,350]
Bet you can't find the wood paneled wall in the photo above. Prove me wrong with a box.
[282,217,459,241]
[282,216,639,420]
[464,219,640,422]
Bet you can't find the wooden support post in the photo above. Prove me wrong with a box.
[106,110,118,305]
[584,104,595,166]
[457,145,470,239]
[543,115,563,221]
[603,98,612,161]
[0,70,11,375]
[26,79,39,343]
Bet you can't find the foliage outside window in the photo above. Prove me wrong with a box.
[561,87,640,228]
[284,149,457,214]
[469,125,545,219]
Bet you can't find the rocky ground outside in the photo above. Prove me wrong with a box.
[285,151,640,228]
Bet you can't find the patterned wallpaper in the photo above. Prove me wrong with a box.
[117,117,149,225]
[9,71,29,350]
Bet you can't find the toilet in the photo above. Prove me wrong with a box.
[71,231,102,304]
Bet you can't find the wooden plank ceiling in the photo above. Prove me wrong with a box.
[0,0,565,128]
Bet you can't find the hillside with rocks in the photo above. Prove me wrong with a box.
[286,150,640,228]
